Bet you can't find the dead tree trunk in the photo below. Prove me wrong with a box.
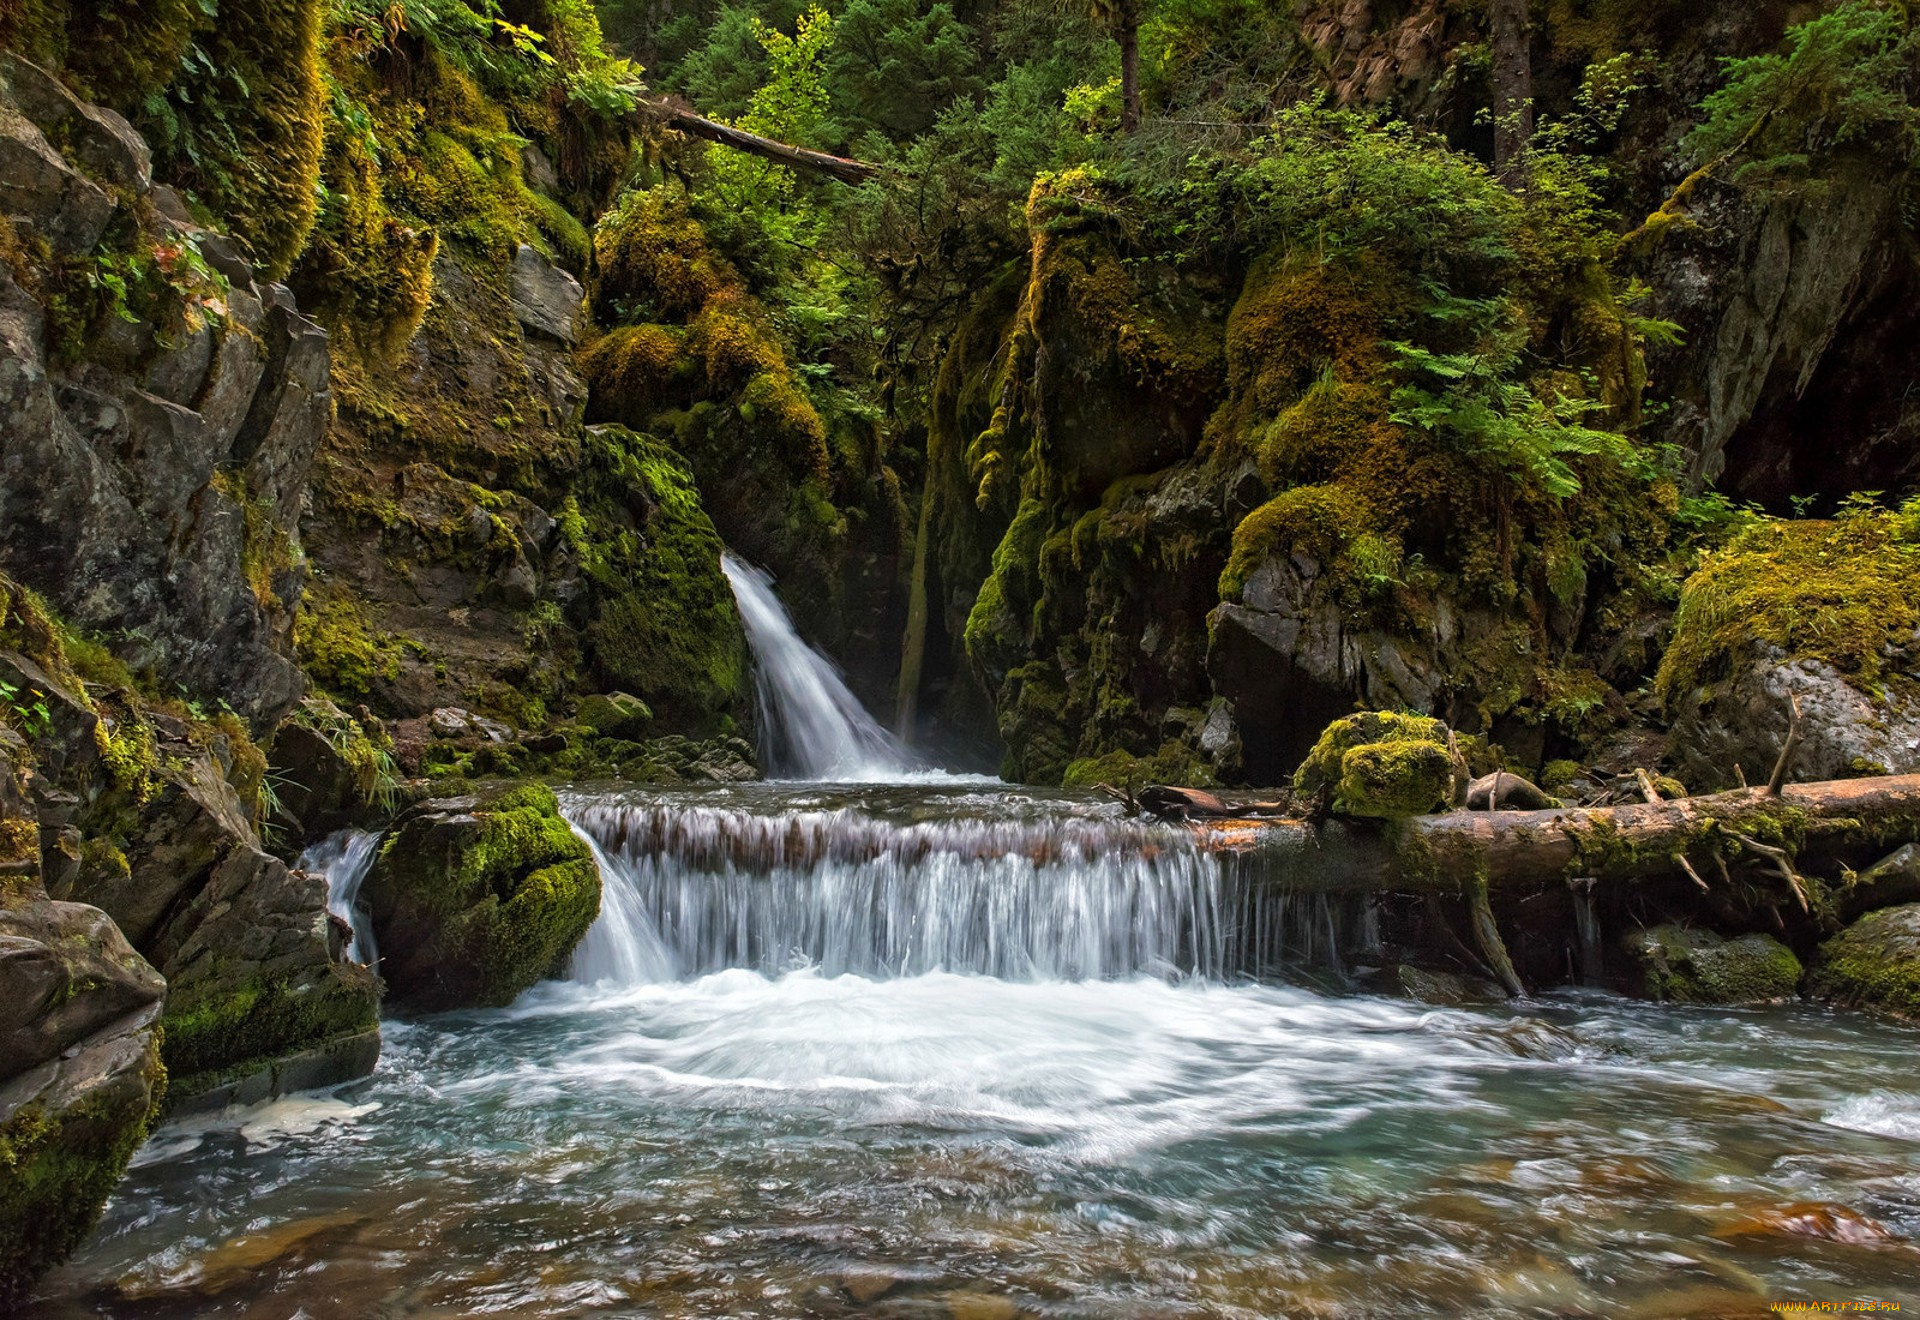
[1489,0,1533,187]
[638,98,883,186]
[1194,775,1920,894]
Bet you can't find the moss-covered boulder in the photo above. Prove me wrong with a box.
[364,784,600,1010]
[576,692,653,740]
[1626,925,1803,1005]
[1808,904,1920,1021]
[1292,712,1467,818]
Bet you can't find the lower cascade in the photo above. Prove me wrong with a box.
[298,828,381,967]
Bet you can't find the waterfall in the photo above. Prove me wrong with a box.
[564,795,1230,984]
[721,553,919,781]
[297,829,381,966]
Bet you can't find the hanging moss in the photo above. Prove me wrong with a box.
[142,0,328,280]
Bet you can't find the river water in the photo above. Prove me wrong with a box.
[25,564,1920,1316]
[25,781,1920,1317]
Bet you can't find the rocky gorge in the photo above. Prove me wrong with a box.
[2,0,1920,1310]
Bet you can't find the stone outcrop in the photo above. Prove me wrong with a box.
[0,54,330,733]
[1624,925,1802,1005]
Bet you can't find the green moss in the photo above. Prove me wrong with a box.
[0,1029,164,1307]
[592,184,732,323]
[1220,484,1380,600]
[369,784,601,1009]
[142,0,327,279]
[1628,925,1803,1004]
[572,428,746,732]
[294,586,402,698]
[964,495,1050,681]
[1809,904,1920,1020]
[1656,500,1920,705]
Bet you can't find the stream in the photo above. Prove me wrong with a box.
[24,561,1920,1317]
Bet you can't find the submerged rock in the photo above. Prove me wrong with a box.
[364,783,600,1010]
[1809,904,1920,1021]
[1625,925,1802,1005]
[1292,712,1467,819]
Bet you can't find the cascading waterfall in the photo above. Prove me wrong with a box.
[565,793,1232,983]
[720,553,919,781]
[297,828,381,966]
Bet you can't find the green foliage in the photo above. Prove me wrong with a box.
[1685,0,1920,188]
[829,0,979,137]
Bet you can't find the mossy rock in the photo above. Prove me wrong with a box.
[0,1025,164,1306]
[1626,925,1803,1005]
[1293,712,1466,818]
[575,692,653,740]
[363,783,600,1010]
[1809,904,1920,1021]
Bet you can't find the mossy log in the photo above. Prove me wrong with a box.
[1196,774,1920,893]
[639,98,882,185]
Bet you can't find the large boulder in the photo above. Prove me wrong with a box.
[1808,904,1920,1021]
[363,784,600,1010]
[1625,925,1802,1006]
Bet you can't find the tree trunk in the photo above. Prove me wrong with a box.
[639,97,883,185]
[1489,0,1533,186]
[1119,17,1141,134]
[1193,775,1920,894]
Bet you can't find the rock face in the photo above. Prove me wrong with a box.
[363,784,600,1010]
[1625,925,1803,1005]
[1809,904,1920,1021]
[2,601,379,1103]
[0,55,329,732]
[0,732,166,1307]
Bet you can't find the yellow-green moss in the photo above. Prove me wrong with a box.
[1810,904,1920,1020]
[1062,743,1216,790]
[1656,501,1920,706]
[1220,484,1381,599]
[1629,925,1803,1004]
[592,184,732,321]
[294,587,402,698]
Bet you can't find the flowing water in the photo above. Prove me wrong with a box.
[721,554,921,781]
[298,828,381,966]
[27,781,1920,1318]
[24,575,1920,1317]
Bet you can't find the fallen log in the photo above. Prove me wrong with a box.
[637,97,884,185]
[1191,774,1920,895]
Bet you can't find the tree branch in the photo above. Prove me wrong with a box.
[637,97,885,186]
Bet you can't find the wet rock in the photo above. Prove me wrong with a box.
[1625,926,1802,1005]
[1389,965,1506,1005]
[1808,904,1920,1021]
[363,783,601,1010]
[265,697,390,846]
[428,707,514,743]
[1292,711,1467,818]
[511,244,584,344]
[0,898,164,1081]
